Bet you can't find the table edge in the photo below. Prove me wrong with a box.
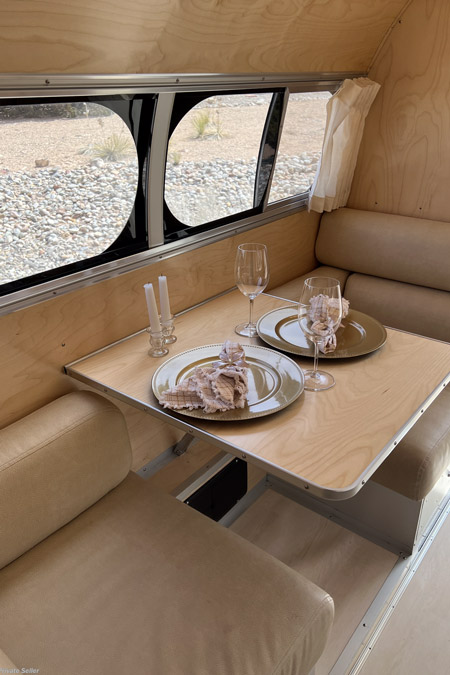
[64,362,450,501]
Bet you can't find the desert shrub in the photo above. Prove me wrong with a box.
[209,110,224,139]
[191,111,211,139]
[191,109,225,140]
[90,133,135,161]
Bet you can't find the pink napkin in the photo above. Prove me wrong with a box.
[159,341,249,413]
[307,296,350,353]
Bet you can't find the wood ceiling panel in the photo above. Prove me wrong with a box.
[0,0,407,74]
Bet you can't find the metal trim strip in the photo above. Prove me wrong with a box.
[0,71,364,96]
[175,453,235,502]
[147,93,175,247]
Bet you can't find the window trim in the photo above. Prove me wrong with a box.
[0,72,364,316]
[255,90,289,210]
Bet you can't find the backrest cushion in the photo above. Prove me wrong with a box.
[317,208,450,292]
[0,391,132,569]
[344,274,450,343]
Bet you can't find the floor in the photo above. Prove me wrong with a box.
[229,487,450,675]
[358,506,450,675]
[143,443,450,674]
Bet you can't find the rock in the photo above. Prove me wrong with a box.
[1,152,319,284]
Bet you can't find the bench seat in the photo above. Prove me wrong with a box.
[0,391,333,675]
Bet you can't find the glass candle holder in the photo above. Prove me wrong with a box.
[161,315,177,344]
[146,328,169,357]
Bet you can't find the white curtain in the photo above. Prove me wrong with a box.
[308,78,381,213]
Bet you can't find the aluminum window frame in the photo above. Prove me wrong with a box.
[0,72,363,316]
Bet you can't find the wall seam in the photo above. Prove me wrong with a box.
[367,0,414,74]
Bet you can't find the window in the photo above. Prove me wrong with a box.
[0,74,343,312]
[165,93,274,228]
[164,90,285,242]
[0,95,154,294]
[268,92,331,203]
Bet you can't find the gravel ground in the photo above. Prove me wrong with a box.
[0,93,327,285]
[0,160,139,283]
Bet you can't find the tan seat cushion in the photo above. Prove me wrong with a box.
[0,648,17,670]
[0,472,334,675]
[0,391,132,569]
[270,266,349,302]
[344,274,450,343]
[373,385,450,501]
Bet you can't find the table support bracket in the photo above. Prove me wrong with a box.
[170,432,195,456]
[135,433,196,480]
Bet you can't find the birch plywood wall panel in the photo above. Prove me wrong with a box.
[0,0,406,74]
[0,211,319,428]
[349,0,450,222]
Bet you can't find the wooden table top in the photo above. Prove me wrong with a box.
[65,290,450,500]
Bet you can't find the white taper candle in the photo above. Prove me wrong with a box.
[144,283,161,332]
[159,275,171,322]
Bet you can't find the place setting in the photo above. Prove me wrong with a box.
[150,243,305,421]
[257,276,387,390]
[256,304,387,359]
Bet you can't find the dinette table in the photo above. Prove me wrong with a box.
[65,289,450,501]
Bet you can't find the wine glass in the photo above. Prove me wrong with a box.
[235,243,269,337]
[298,277,342,391]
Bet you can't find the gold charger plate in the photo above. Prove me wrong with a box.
[256,306,387,358]
[152,344,304,421]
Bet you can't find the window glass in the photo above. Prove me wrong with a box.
[0,102,139,285]
[268,92,331,203]
[165,93,273,227]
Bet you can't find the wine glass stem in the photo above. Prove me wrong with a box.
[313,339,320,378]
[248,297,254,327]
